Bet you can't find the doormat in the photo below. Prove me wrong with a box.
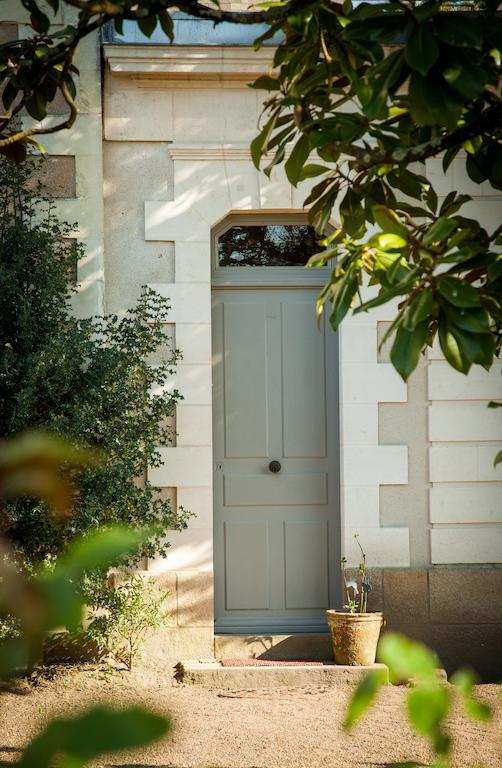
[220,659,334,667]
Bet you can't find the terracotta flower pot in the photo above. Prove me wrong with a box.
[326,610,383,666]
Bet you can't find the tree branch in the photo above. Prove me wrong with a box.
[60,0,314,25]
[0,67,78,148]
[331,103,502,171]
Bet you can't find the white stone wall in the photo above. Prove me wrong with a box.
[422,159,502,564]
[103,45,414,574]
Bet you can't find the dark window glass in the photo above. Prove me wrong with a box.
[217,224,318,267]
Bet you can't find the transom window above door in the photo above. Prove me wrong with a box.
[212,213,330,288]
[217,224,318,267]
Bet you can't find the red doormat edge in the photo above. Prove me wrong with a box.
[220,659,334,667]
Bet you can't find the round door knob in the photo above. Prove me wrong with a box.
[268,460,281,474]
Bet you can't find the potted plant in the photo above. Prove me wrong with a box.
[326,534,383,666]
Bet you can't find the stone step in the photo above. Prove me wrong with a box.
[214,633,333,661]
[175,660,389,689]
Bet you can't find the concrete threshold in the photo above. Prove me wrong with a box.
[175,660,389,688]
[214,633,333,661]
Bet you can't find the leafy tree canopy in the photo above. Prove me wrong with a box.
[0,0,501,379]
[0,156,186,565]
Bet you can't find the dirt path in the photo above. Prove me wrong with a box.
[1,666,501,768]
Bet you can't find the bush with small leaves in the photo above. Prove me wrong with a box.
[85,572,170,670]
[0,155,187,568]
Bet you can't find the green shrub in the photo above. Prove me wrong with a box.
[85,572,170,670]
[0,155,187,568]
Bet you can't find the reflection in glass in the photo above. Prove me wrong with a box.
[217,224,318,267]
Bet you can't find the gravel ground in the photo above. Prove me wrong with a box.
[0,665,501,768]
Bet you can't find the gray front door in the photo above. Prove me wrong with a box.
[212,287,340,633]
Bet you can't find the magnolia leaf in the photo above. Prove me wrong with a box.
[371,233,407,252]
[404,290,433,330]
[405,23,439,76]
[285,134,311,187]
[422,218,458,246]
[298,163,330,181]
[390,321,428,380]
[437,276,480,308]
[372,206,408,238]
[438,320,470,374]
[344,668,388,730]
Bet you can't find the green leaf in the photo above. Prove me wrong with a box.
[442,51,489,101]
[378,633,438,683]
[362,50,405,120]
[340,189,366,237]
[344,668,388,730]
[39,527,152,632]
[285,134,311,187]
[422,218,459,247]
[405,23,439,76]
[158,10,174,42]
[29,6,50,34]
[306,246,338,268]
[372,206,408,238]
[25,90,48,121]
[494,449,502,467]
[354,271,419,314]
[390,320,428,380]
[329,274,359,330]
[448,326,495,366]
[425,184,438,214]
[2,80,19,111]
[250,111,280,169]
[18,707,169,768]
[137,15,157,38]
[408,71,463,130]
[434,14,483,49]
[451,669,492,722]
[249,75,281,91]
[387,169,427,201]
[404,290,433,330]
[437,276,480,307]
[442,304,490,334]
[298,163,330,181]
[407,687,450,738]
[60,526,151,579]
[374,233,407,251]
[438,320,470,373]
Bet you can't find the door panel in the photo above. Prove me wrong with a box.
[225,521,270,610]
[284,521,329,609]
[223,302,268,458]
[282,301,327,458]
[213,287,340,633]
[224,473,327,506]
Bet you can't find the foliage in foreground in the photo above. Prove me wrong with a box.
[346,632,493,768]
[0,155,186,567]
[250,1,502,381]
[0,0,501,383]
[0,431,170,767]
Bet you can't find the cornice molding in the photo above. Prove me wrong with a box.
[168,145,253,161]
[103,44,273,82]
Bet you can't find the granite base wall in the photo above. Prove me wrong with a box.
[360,566,502,681]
